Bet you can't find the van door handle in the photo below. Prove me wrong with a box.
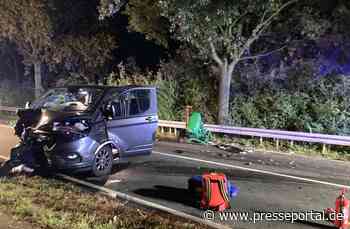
[145,117,153,122]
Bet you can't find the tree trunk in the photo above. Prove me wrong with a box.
[34,61,43,98]
[218,62,234,124]
[209,42,236,124]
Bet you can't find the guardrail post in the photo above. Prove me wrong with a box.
[322,144,327,154]
[276,139,280,151]
[259,137,263,146]
[290,141,294,147]
[184,106,193,127]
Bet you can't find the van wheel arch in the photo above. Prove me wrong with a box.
[92,144,113,177]
[95,141,121,158]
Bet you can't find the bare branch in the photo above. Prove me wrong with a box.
[259,6,268,25]
[236,37,255,61]
[236,0,297,61]
[228,11,249,36]
[209,40,223,66]
[238,45,287,62]
[256,0,299,36]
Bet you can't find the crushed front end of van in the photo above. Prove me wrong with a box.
[8,85,158,177]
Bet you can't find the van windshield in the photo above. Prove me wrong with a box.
[31,87,104,112]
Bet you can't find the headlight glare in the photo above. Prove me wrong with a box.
[52,122,61,131]
[67,153,79,160]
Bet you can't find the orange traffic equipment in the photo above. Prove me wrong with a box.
[200,173,231,211]
[325,188,349,229]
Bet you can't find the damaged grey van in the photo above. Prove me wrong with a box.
[11,85,158,176]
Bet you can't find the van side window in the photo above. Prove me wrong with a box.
[127,90,151,116]
[109,91,126,119]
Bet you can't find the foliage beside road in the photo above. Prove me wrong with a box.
[0,175,206,229]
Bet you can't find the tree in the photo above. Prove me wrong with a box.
[0,0,117,96]
[0,0,52,98]
[124,0,170,47]
[101,0,298,124]
[157,0,299,124]
[99,0,170,47]
[99,0,127,20]
[51,33,116,83]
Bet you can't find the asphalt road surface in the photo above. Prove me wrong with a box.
[1,124,349,228]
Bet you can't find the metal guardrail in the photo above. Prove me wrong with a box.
[0,106,17,112]
[1,106,350,148]
[158,120,350,147]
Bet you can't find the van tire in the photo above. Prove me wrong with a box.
[92,145,113,177]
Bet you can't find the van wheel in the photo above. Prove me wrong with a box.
[92,145,113,177]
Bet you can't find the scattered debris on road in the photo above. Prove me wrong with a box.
[217,145,228,150]
[10,164,34,174]
[186,112,212,144]
[240,151,248,155]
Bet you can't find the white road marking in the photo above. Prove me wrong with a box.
[154,151,350,189]
[0,155,9,160]
[58,173,228,229]
[106,179,122,185]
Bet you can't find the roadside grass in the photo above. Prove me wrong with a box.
[0,175,206,229]
[214,134,350,161]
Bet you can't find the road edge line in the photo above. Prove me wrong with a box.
[154,151,350,189]
[57,173,229,229]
